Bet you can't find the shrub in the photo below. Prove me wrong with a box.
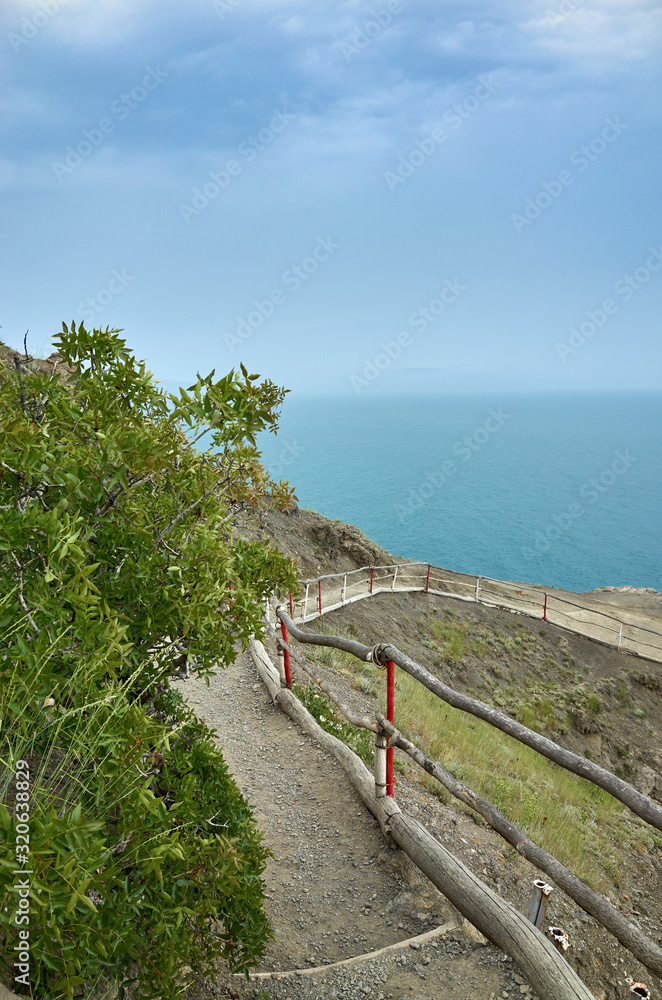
[0,324,298,998]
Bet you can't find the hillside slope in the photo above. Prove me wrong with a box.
[230,502,662,997]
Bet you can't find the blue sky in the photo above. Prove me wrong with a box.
[1,0,661,395]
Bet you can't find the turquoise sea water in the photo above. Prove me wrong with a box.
[256,392,662,594]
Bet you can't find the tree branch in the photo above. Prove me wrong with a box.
[11,551,40,637]
[145,475,233,556]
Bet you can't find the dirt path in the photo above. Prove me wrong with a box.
[175,650,533,1000]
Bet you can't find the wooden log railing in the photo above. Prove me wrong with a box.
[250,634,596,1000]
[275,608,662,833]
[271,604,662,982]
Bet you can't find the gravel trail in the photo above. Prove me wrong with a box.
[175,650,532,1000]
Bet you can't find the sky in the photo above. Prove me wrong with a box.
[1,0,661,396]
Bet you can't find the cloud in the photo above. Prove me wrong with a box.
[518,0,662,73]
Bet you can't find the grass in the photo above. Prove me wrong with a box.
[0,603,274,994]
[417,617,489,663]
[301,617,661,892]
[393,668,648,888]
[293,683,374,766]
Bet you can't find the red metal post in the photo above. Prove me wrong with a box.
[289,592,294,617]
[425,564,431,594]
[280,621,292,688]
[386,660,395,797]
[370,567,374,594]
[318,579,322,616]
[543,593,548,622]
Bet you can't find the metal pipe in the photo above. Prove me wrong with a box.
[626,980,651,998]
[280,621,292,688]
[528,879,553,929]
[387,660,395,797]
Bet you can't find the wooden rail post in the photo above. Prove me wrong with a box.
[543,593,548,622]
[425,564,431,593]
[342,573,347,604]
[386,660,395,797]
[303,583,309,620]
[370,567,374,594]
[289,592,294,618]
[475,576,480,601]
[318,579,322,616]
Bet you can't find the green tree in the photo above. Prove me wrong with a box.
[0,324,298,999]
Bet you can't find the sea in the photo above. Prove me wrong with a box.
[256,392,662,594]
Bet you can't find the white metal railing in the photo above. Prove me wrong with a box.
[267,561,662,665]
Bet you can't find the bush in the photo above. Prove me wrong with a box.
[0,325,299,998]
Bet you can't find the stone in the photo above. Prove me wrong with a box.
[637,766,657,797]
